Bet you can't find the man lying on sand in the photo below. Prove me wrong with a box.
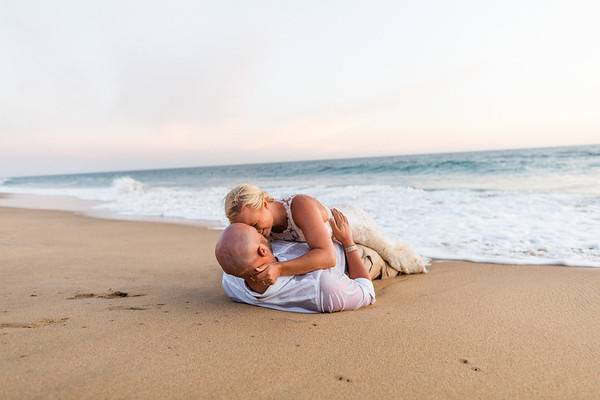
[215,209,397,313]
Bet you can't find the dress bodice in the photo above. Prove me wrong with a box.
[269,195,333,242]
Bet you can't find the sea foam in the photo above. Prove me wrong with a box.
[111,176,145,193]
[1,145,599,267]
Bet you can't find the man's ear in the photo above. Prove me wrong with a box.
[257,244,269,257]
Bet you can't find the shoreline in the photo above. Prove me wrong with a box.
[1,202,587,270]
[0,191,223,229]
[1,191,597,269]
[1,206,598,399]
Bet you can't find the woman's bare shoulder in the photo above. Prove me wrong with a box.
[291,194,329,221]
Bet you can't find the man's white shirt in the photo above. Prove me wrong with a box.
[221,241,376,313]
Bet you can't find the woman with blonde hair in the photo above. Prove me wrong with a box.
[224,183,427,285]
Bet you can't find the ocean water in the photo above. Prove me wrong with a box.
[2,145,600,267]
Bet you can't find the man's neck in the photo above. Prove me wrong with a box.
[245,279,269,294]
[244,255,279,294]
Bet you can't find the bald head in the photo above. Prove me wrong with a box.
[215,223,272,276]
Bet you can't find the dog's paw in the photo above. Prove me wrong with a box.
[393,242,428,274]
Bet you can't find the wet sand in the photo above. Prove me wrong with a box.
[1,207,599,399]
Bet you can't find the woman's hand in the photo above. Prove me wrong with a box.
[254,262,282,286]
[329,208,354,247]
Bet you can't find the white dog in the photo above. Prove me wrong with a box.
[335,205,429,274]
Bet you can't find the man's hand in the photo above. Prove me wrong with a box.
[329,208,354,247]
[254,263,282,286]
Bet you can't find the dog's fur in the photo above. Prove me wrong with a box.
[336,205,429,274]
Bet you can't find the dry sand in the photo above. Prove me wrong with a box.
[1,207,599,399]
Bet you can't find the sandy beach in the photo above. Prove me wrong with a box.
[1,206,599,399]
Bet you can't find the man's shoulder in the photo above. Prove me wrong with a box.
[221,272,242,293]
[271,240,342,252]
[271,240,310,254]
[222,273,258,302]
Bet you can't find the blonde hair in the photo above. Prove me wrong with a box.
[224,183,274,223]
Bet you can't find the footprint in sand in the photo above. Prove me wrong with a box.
[0,317,69,329]
[107,306,149,311]
[335,375,352,383]
[67,290,146,300]
[459,358,482,372]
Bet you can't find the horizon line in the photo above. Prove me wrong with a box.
[6,142,598,180]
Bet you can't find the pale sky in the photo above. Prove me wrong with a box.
[1,0,599,177]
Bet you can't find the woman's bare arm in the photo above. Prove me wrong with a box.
[279,195,336,272]
[254,195,336,285]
